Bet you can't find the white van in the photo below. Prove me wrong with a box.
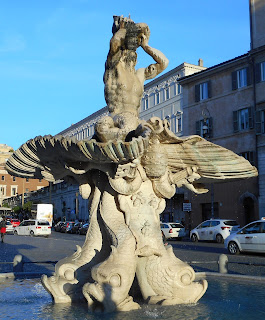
[14,219,51,237]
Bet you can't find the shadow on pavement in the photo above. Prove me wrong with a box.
[0,236,55,276]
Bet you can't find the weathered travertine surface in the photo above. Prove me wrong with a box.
[6,16,258,312]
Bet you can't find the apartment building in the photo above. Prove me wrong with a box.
[0,144,49,207]
[178,0,265,228]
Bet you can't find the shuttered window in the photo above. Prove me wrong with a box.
[232,67,251,90]
[256,110,265,135]
[233,107,254,132]
[195,81,211,102]
[239,151,255,165]
[255,62,265,83]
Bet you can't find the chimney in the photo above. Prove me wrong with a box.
[198,58,203,67]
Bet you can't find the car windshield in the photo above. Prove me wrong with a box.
[37,221,49,226]
[170,223,184,228]
[223,220,238,226]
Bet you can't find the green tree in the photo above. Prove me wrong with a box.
[13,206,22,214]
[23,201,33,213]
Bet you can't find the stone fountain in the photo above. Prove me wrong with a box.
[6,16,257,313]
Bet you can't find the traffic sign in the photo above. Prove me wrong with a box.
[183,202,192,211]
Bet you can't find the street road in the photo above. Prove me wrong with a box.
[1,232,265,277]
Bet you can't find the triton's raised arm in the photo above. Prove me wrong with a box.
[105,22,127,69]
[138,27,169,80]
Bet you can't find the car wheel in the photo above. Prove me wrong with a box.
[14,230,18,235]
[191,234,198,242]
[30,230,34,236]
[216,234,224,244]
[228,241,240,255]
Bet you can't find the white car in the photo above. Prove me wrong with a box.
[14,219,51,237]
[161,222,186,240]
[225,219,265,254]
[6,220,14,234]
[190,219,240,243]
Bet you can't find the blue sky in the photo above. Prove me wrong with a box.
[1,0,250,150]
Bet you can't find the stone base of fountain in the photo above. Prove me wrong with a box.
[0,276,264,320]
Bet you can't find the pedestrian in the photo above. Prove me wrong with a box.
[181,218,185,227]
[0,216,7,243]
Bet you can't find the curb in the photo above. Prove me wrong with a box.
[0,271,54,280]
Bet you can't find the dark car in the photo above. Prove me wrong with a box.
[54,221,65,232]
[78,223,89,235]
[61,221,75,233]
[71,222,83,234]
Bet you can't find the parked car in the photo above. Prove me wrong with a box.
[160,222,186,240]
[190,219,240,243]
[78,223,89,235]
[6,220,14,234]
[225,218,265,255]
[54,221,65,232]
[14,219,51,237]
[71,222,83,234]
[60,221,75,233]
[10,219,20,227]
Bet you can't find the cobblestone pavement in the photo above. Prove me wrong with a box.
[1,232,265,278]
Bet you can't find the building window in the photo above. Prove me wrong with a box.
[155,91,160,105]
[13,176,16,181]
[177,83,181,95]
[255,62,265,83]
[237,68,247,88]
[195,81,211,102]
[255,109,265,134]
[1,176,4,181]
[0,186,6,196]
[174,113,182,133]
[232,67,251,90]
[239,151,255,165]
[39,179,42,182]
[26,177,29,182]
[261,62,265,81]
[165,86,170,100]
[233,107,253,132]
[11,186,17,196]
[143,96,149,110]
[196,117,213,138]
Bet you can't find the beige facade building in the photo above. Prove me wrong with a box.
[0,144,49,207]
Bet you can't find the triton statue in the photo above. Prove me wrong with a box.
[6,16,258,312]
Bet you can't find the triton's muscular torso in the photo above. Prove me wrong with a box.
[104,53,144,117]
